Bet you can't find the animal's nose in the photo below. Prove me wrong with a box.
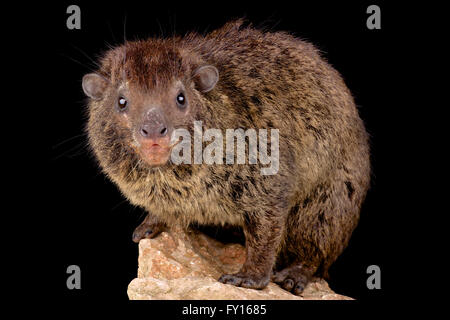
[140,124,168,138]
[139,108,169,139]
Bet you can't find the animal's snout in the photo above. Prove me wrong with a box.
[135,107,172,166]
[140,125,168,139]
[138,107,169,140]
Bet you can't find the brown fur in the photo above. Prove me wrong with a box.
[84,20,370,294]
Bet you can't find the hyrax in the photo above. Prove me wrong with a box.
[82,20,370,295]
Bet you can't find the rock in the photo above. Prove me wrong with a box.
[127,225,352,300]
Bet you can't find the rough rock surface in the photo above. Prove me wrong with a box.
[127,226,352,300]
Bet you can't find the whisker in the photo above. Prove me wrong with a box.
[69,43,101,69]
[59,53,96,73]
[52,141,88,161]
[123,14,128,44]
[52,133,86,149]
[110,198,129,211]
[106,20,117,45]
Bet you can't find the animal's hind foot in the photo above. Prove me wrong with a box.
[132,213,166,243]
[218,271,270,290]
[272,264,315,295]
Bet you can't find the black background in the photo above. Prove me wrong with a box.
[21,0,417,311]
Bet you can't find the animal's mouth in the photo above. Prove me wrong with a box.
[138,143,171,166]
[135,136,181,167]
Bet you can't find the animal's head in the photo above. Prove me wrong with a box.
[82,39,219,178]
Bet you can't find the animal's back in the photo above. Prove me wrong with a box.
[187,21,371,277]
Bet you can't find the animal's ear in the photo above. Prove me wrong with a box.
[193,65,219,93]
[82,73,109,100]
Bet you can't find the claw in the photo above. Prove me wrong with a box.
[132,215,165,243]
[218,272,269,289]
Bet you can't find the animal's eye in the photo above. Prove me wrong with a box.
[118,96,128,110]
[176,92,186,108]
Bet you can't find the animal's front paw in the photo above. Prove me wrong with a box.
[132,219,165,243]
[218,272,270,290]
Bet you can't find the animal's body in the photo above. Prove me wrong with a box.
[82,20,370,294]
